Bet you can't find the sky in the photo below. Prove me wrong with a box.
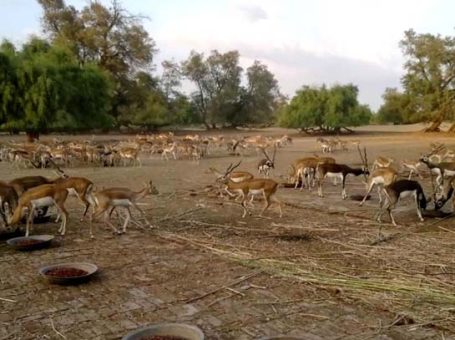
[1,0,455,110]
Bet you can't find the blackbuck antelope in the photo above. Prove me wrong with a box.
[210,162,254,198]
[9,183,70,237]
[317,164,369,199]
[91,181,159,236]
[434,176,455,210]
[217,162,282,218]
[419,155,455,186]
[376,180,427,226]
[372,156,395,170]
[258,147,276,177]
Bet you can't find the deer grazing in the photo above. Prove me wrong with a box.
[258,147,276,177]
[217,162,282,218]
[419,154,455,186]
[8,183,70,237]
[91,181,159,236]
[400,160,423,180]
[375,180,428,226]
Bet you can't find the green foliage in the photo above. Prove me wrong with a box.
[279,84,371,132]
[0,37,112,133]
[38,0,157,126]
[179,51,281,128]
[399,29,455,130]
[376,88,415,124]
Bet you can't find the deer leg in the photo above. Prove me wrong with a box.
[317,176,324,198]
[359,182,374,206]
[341,176,347,199]
[270,194,283,218]
[56,204,68,236]
[25,205,35,237]
[121,207,131,233]
[415,193,424,222]
[132,202,151,226]
[260,192,271,216]
[103,210,120,234]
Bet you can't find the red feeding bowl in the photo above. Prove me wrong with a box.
[39,262,98,285]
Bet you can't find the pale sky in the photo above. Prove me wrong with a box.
[1,0,455,110]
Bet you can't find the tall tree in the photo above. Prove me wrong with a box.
[400,29,455,132]
[230,60,280,126]
[181,50,242,128]
[38,0,157,124]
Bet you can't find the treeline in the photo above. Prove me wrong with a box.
[0,0,285,136]
[2,0,452,136]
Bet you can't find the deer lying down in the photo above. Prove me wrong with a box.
[376,179,428,226]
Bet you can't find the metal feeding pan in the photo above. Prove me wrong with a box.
[7,235,54,251]
[39,262,98,285]
[122,323,204,340]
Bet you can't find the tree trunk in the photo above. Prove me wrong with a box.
[448,123,455,133]
[424,115,443,132]
[26,131,39,142]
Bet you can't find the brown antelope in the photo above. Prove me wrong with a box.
[316,137,332,153]
[217,162,282,218]
[372,156,395,170]
[209,163,254,194]
[400,160,423,180]
[91,181,159,236]
[9,183,70,237]
[0,181,18,226]
[376,180,428,226]
[317,163,369,199]
[119,147,141,166]
[290,156,335,190]
[161,142,178,160]
[359,167,398,206]
[258,147,276,177]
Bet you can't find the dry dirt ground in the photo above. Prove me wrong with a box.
[1,126,455,340]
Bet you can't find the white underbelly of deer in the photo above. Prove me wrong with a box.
[399,190,416,200]
[249,189,265,196]
[32,196,55,208]
[326,172,343,181]
[67,188,78,196]
[110,199,131,207]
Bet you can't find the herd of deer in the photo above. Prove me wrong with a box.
[1,135,455,239]
[0,165,159,238]
[0,133,293,168]
[210,141,455,226]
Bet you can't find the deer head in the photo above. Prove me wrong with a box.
[218,161,242,183]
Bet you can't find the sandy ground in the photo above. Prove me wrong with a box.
[1,126,455,340]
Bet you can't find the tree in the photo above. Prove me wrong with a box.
[229,60,280,126]
[38,0,157,124]
[400,29,455,132]
[376,88,414,124]
[181,50,242,128]
[0,37,112,139]
[278,84,371,133]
